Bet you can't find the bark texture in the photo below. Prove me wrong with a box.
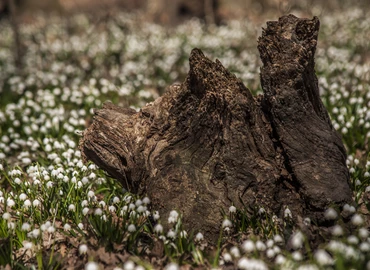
[80,14,352,242]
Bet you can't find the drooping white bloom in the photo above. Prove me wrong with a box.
[238,258,268,270]
[331,225,343,236]
[351,214,363,226]
[164,263,179,270]
[2,212,11,220]
[68,204,76,212]
[85,261,99,270]
[222,219,232,229]
[94,208,103,216]
[167,229,176,239]
[168,210,179,224]
[255,240,266,251]
[242,240,255,253]
[314,249,333,266]
[324,208,338,220]
[21,222,31,231]
[290,231,304,250]
[142,197,150,205]
[284,207,292,219]
[64,223,71,231]
[127,224,136,232]
[229,205,236,213]
[123,260,135,270]
[275,254,286,265]
[79,244,88,255]
[230,246,240,258]
[154,224,163,234]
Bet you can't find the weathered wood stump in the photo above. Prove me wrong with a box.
[80,14,352,242]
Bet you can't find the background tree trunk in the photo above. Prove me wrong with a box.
[80,14,352,242]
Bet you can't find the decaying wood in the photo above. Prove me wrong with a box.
[80,14,352,242]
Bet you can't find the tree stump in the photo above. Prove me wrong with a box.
[79,14,352,242]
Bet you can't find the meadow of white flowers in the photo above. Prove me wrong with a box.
[0,7,370,269]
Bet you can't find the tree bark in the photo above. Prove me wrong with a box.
[80,14,352,242]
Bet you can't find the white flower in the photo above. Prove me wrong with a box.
[351,214,363,226]
[127,224,136,232]
[360,242,370,252]
[8,222,15,230]
[21,222,31,231]
[347,235,359,245]
[7,198,15,207]
[229,205,236,213]
[19,193,27,200]
[85,261,99,270]
[342,204,356,216]
[242,240,255,253]
[33,199,41,207]
[238,258,268,270]
[165,263,179,270]
[136,205,146,213]
[331,225,343,236]
[112,196,120,204]
[64,223,71,231]
[180,230,187,238]
[94,208,103,216]
[23,241,34,250]
[266,249,275,258]
[297,264,319,270]
[14,178,22,184]
[324,208,338,220]
[87,190,95,198]
[47,226,55,233]
[108,205,116,213]
[275,254,286,265]
[79,244,88,255]
[153,211,160,220]
[273,245,281,254]
[142,197,150,205]
[46,181,54,188]
[359,227,369,239]
[314,249,333,265]
[274,234,284,244]
[292,251,303,261]
[41,221,51,231]
[29,228,40,238]
[195,232,204,241]
[167,229,176,239]
[290,231,304,249]
[2,212,11,220]
[222,219,232,229]
[168,210,179,224]
[123,260,135,270]
[266,239,274,248]
[230,246,240,258]
[81,200,89,207]
[284,207,292,219]
[154,224,163,234]
[68,204,76,212]
[83,207,90,215]
[255,240,266,251]
[78,223,84,230]
[223,252,232,262]
[258,207,265,215]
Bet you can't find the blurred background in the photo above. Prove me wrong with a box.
[1,0,370,24]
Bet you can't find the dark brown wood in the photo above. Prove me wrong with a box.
[79,14,352,242]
